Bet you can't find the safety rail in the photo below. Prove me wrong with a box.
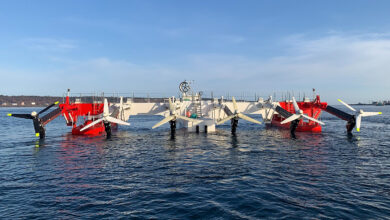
[61,90,318,104]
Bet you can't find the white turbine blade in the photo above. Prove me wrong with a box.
[302,114,325,125]
[103,98,109,115]
[216,115,236,125]
[168,98,175,113]
[176,115,201,123]
[232,96,238,112]
[280,114,301,124]
[119,96,123,111]
[105,116,130,126]
[356,114,362,132]
[292,97,300,113]
[337,99,356,112]
[152,115,175,129]
[362,112,382,117]
[237,113,262,125]
[80,118,104,131]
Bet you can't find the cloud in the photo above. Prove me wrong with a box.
[179,33,390,102]
[36,58,183,96]
[22,38,77,52]
[4,33,390,103]
[271,34,390,88]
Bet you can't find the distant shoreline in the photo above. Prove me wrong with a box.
[0,95,167,107]
[351,103,389,106]
[0,95,62,107]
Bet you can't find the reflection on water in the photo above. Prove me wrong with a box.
[0,107,389,219]
[231,134,239,148]
[34,139,46,149]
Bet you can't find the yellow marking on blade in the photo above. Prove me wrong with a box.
[36,133,40,137]
[379,112,382,114]
[357,128,360,132]
[7,113,12,116]
[55,101,59,104]
[337,99,341,102]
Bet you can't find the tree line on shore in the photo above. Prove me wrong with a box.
[0,95,63,107]
[0,95,167,107]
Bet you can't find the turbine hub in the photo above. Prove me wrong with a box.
[31,111,37,117]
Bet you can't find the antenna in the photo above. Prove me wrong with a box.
[312,88,315,100]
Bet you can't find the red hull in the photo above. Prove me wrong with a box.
[72,120,106,135]
[270,96,328,133]
[71,120,118,136]
[60,98,118,136]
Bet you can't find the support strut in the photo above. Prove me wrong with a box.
[290,119,300,138]
[104,121,112,139]
[346,115,356,135]
[33,118,46,139]
[170,120,176,135]
[231,118,238,134]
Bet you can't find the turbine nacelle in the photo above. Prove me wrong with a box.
[337,99,382,132]
[152,97,201,130]
[7,101,60,138]
[80,98,130,135]
[280,97,324,126]
[216,97,262,133]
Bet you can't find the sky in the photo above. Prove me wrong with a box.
[1,0,390,103]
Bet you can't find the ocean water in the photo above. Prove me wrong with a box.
[0,106,389,219]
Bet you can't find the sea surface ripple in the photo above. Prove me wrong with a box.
[0,105,389,219]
